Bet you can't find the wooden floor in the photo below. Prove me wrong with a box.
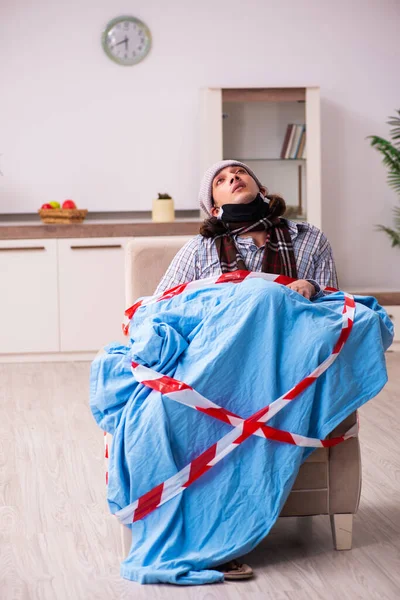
[1,352,399,600]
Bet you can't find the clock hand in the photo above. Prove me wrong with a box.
[112,38,128,48]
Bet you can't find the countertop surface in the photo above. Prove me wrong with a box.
[0,218,202,240]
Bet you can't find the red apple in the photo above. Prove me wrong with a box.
[62,199,77,209]
[41,203,53,209]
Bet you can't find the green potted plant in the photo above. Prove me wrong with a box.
[368,110,400,247]
[152,193,175,223]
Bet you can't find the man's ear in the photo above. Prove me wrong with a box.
[210,206,219,217]
[259,186,268,198]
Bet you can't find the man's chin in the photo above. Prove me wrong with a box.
[232,193,256,204]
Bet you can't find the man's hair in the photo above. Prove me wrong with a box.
[199,194,286,238]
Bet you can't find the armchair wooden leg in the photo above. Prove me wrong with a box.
[121,524,132,558]
[330,514,353,550]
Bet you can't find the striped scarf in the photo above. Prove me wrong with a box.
[214,217,298,278]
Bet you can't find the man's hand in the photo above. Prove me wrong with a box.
[286,279,315,300]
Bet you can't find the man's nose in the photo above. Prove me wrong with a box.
[230,174,240,184]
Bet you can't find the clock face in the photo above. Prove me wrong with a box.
[102,16,151,66]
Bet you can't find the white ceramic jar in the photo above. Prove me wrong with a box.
[152,198,175,222]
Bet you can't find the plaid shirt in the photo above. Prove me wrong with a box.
[155,219,338,299]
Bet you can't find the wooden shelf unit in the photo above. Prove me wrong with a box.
[200,86,321,228]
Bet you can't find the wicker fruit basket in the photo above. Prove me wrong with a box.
[38,209,88,224]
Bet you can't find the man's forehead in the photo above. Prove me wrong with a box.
[212,165,248,184]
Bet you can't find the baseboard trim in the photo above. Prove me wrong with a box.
[0,351,97,363]
[387,342,400,353]
[0,343,397,363]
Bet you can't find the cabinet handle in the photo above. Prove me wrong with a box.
[70,244,122,250]
[0,246,46,252]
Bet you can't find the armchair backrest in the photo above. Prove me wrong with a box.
[125,236,193,308]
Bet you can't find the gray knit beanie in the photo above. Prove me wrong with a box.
[199,160,264,216]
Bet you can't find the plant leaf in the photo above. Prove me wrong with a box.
[369,112,400,246]
[394,206,400,228]
[376,225,400,247]
[387,111,400,147]
[368,136,400,194]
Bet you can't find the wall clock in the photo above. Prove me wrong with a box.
[102,16,152,66]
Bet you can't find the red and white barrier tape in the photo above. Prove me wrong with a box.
[122,270,339,335]
[115,279,355,524]
[130,362,358,449]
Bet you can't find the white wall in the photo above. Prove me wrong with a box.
[1,0,399,288]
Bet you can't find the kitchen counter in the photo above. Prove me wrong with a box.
[0,218,202,240]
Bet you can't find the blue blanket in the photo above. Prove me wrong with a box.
[90,278,393,585]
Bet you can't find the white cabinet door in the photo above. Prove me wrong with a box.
[0,239,59,353]
[58,238,129,351]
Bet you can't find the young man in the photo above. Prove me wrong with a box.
[155,160,338,299]
[154,159,338,580]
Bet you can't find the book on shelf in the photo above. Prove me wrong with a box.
[297,129,306,159]
[280,124,306,159]
[280,124,293,159]
[289,125,304,159]
[285,125,296,159]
